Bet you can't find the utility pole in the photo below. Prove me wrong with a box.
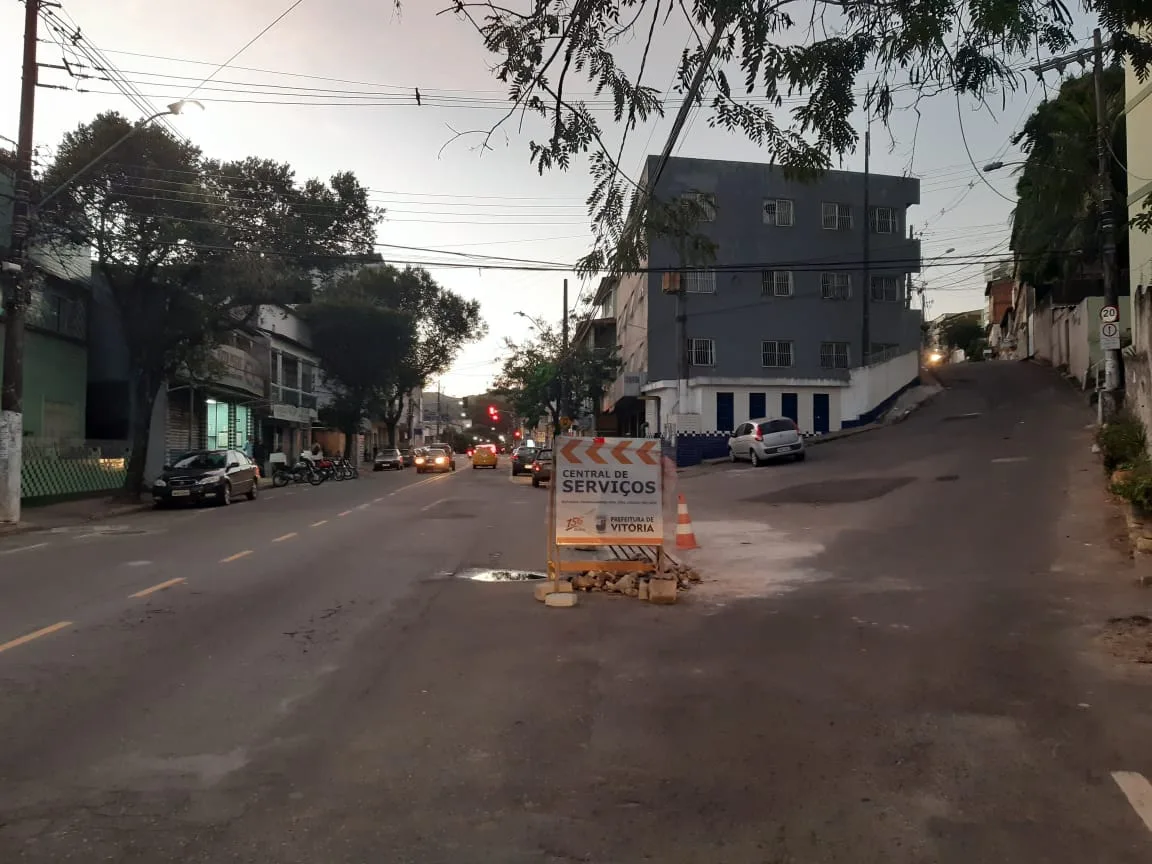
[435,381,442,440]
[560,278,568,431]
[860,123,872,367]
[0,0,40,525]
[1031,27,1123,416]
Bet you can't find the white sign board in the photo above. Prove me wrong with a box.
[553,437,663,546]
[1100,305,1119,324]
[1101,321,1121,351]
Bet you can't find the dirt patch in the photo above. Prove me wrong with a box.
[749,477,915,505]
[1099,615,1152,663]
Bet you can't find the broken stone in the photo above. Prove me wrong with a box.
[1136,537,1152,555]
[638,580,650,601]
[572,573,596,591]
[614,573,638,594]
[684,568,702,582]
[648,578,678,605]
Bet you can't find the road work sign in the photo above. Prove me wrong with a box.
[553,437,663,546]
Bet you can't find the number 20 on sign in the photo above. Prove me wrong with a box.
[551,437,664,546]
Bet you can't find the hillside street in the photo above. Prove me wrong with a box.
[2,361,1152,861]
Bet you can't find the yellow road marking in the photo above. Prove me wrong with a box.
[310,520,328,527]
[338,510,353,517]
[129,577,186,599]
[389,473,454,496]
[0,620,73,654]
[272,532,298,543]
[221,550,253,563]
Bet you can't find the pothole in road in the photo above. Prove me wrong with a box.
[1100,615,1152,663]
[749,477,915,505]
[456,568,548,582]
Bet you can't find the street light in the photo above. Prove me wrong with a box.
[38,100,205,210]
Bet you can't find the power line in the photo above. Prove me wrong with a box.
[185,0,308,99]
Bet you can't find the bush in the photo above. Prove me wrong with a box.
[1111,457,1152,512]
[1097,413,1147,471]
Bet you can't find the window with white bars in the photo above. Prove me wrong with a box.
[690,338,715,367]
[761,340,794,368]
[762,198,794,227]
[820,342,851,369]
[680,191,716,222]
[821,272,852,300]
[870,206,898,234]
[683,270,717,293]
[761,270,794,296]
[869,275,903,302]
[821,202,853,230]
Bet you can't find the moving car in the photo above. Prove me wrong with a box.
[728,417,806,466]
[511,445,537,476]
[530,449,553,488]
[471,443,498,469]
[400,448,415,468]
[416,447,455,474]
[373,447,404,471]
[153,448,259,507]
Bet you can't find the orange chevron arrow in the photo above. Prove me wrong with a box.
[637,441,659,464]
[560,438,583,464]
[611,441,632,464]
[586,442,608,464]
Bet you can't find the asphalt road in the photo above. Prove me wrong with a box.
[3,362,1152,862]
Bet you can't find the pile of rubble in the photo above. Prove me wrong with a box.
[534,563,701,607]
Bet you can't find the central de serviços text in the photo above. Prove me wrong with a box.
[559,468,658,496]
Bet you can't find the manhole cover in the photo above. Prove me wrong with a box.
[456,568,547,582]
[750,477,914,505]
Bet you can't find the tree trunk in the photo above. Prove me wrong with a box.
[124,366,162,496]
[386,420,398,447]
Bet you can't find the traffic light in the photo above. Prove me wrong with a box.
[487,404,496,416]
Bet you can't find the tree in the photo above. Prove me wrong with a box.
[304,277,416,455]
[939,317,985,358]
[333,265,485,446]
[1010,68,1128,286]
[36,112,382,492]
[436,1,1152,273]
[495,319,619,435]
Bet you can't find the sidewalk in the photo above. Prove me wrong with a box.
[0,493,152,538]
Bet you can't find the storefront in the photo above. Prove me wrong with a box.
[262,403,316,470]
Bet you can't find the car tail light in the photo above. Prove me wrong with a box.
[533,463,540,471]
[754,428,763,441]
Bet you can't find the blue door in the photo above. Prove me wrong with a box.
[781,392,798,423]
[813,393,830,434]
[748,392,766,420]
[716,392,735,432]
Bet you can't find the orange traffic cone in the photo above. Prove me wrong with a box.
[675,493,699,550]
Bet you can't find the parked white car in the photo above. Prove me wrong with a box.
[728,417,806,466]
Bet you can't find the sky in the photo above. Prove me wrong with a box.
[0,0,1102,396]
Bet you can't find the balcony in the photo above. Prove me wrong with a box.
[603,370,646,412]
[212,344,266,398]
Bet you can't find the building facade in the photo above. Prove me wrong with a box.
[606,155,923,437]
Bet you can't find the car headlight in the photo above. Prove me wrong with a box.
[435,457,446,464]
[153,478,167,488]
[196,475,222,486]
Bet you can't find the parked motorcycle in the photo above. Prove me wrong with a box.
[271,459,324,487]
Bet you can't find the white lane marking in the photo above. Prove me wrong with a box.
[421,497,450,512]
[1113,772,1152,834]
[130,577,186,599]
[125,560,153,567]
[0,542,48,556]
[991,457,1028,464]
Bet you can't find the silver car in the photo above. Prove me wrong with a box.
[728,417,806,466]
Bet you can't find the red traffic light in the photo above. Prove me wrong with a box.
[487,404,497,415]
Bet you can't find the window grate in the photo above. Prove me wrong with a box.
[821,272,852,300]
[680,191,716,222]
[690,338,715,366]
[821,202,852,230]
[761,340,794,368]
[762,198,794,227]
[870,206,898,234]
[683,270,717,293]
[761,270,794,296]
[869,275,902,302]
[820,342,850,369]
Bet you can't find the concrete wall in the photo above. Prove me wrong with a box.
[642,155,923,383]
[1032,295,1133,385]
[841,351,920,423]
[1127,26,1152,302]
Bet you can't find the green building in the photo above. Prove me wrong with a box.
[0,169,126,501]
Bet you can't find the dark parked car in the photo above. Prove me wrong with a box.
[511,445,538,476]
[530,449,553,488]
[373,447,404,471]
[153,449,259,507]
[400,448,415,467]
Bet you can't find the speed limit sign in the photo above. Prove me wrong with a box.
[1101,305,1119,324]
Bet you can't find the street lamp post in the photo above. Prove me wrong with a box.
[0,97,203,524]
